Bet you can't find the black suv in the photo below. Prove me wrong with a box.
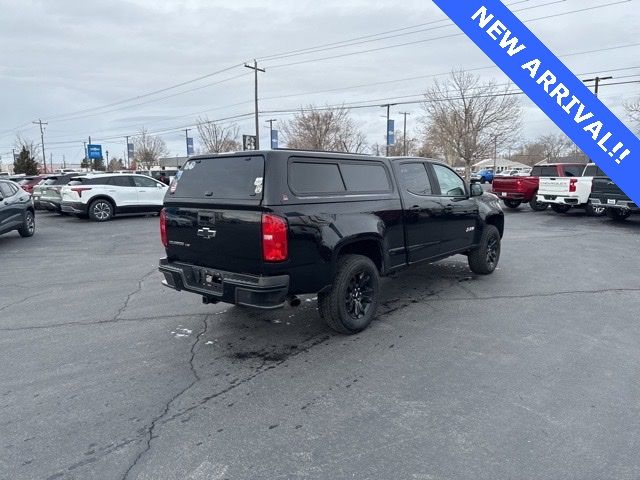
[159,150,504,334]
[0,180,36,238]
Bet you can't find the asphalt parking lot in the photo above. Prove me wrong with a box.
[1,207,639,480]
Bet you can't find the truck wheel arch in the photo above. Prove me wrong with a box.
[485,214,504,238]
[333,237,385,274]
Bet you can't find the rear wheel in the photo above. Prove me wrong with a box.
[529,195,548,211]
[318,255,380,335]
[88,199,114,222]
[551,204,571,214]
[503,199,521,209]
[18,210,35,237]
[480,178,486,184]
[468,225,501,275]
[606,208,631,222]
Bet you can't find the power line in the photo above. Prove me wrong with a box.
[266,0,632,69]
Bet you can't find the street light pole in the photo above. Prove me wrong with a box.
[265,119,277,149]
[399,112,410,156]
[184,129,191,156]
[33,119,47,173]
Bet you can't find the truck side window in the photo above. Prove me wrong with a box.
[564,165,584,177]
[432,164,466,197]
[398,163,432,196]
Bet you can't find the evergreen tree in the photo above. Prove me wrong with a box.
[80,158,90,170]
[92,157,105,171]
[13,146,39,175]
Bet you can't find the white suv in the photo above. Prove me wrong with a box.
[60,173,168,221]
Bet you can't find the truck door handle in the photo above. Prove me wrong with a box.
[409,205,421,212]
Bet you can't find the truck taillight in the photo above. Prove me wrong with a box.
[569,178,578,193]
[71,187,92,198]
[160,208,168,248]
[262,214,288,262]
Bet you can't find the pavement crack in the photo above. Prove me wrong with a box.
[431,287,640,302]
[163,333,333,425]
[103,267,157,324]
[0,292,42,314]
[120,315,210,480]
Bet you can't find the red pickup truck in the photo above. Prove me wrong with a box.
[492,163,585,211]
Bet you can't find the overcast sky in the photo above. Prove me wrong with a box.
[0,0,638,167]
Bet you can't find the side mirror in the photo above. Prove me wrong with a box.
[470,183,484,197]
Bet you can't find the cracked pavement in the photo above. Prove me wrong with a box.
[1,208,639,479]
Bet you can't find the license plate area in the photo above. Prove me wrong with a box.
[607,199,616,205]
[501,192,507,197]
[191,267,223,293]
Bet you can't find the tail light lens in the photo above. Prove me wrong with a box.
[262,214,288,262]
[160,209,168,248]
[71,187,92,198]
[569,178,578,193]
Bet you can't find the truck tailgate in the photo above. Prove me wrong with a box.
[165,205,264,274]
[538,177,570,195]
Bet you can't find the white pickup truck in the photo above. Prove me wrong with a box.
[537,163,607,216]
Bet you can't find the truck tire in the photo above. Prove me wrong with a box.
[480,177,486,184]
[606,208,631,222]
[17,210,35,237]
[551,204,571,214]
[318,254,380,335]
[88,199,114,222]
[468,225,501,275]
[503,199,521,209]
[529,195,548,211]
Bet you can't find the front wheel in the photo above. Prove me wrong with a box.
[551,204,571,214]
[18,210,35,237]
[468,225,501,275]
[318,255,380,335]
[529,196,549,211]
[88,199,114,222]
[503,199,522,210]
[606,208,631,222]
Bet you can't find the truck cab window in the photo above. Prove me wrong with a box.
[432,164,466,197]
[398,163,432,196]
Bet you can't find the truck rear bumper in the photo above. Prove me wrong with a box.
[159,258,290,309]
[493,191,526,200]
[590,198,639,212]
[537,194,584,205]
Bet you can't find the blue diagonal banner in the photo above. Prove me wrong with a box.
[432,0,640,205]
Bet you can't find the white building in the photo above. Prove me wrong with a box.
[472,158,530,173]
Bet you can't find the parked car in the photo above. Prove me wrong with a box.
[491,163,585,211]
[159,150,504,334]
[0,179,35,238]
[537,163,607,215]
[590,176,639,222]
[17,175,45,195]
[32,173,82,212]
[471,169,494,184]
[60,173,168,221]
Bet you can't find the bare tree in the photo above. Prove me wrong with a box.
[421,70,521,180]
[196,117,241,153]
[386,131,420,157]
[537,133,573,161]
[281,105,367,153]
[625,98,640,132]
[15,135,40,161]
[133,128,169,169]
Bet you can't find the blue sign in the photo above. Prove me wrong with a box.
[87,144,102,160]
[127,143,135,159]
[186,137,194,156]
[432,0,640,205]
[271,129,279,149]
[387,120,395,146]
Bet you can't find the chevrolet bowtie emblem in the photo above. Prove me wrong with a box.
[197,227,217,239]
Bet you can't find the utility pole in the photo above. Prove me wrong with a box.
[184,129,191,156]
[399,112,411,156]
[49,152,53,174]
[583,76,613,97]
[265,119,277,149]
[492,135,498,174]
[88,136,92,171]
[33,119,48,173]
[244,59,265,149]
[125,136,130,169]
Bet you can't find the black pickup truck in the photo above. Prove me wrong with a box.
[159,150,504,334]
[590,177,638,221]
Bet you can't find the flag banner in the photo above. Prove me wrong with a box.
[432,0,639,204]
